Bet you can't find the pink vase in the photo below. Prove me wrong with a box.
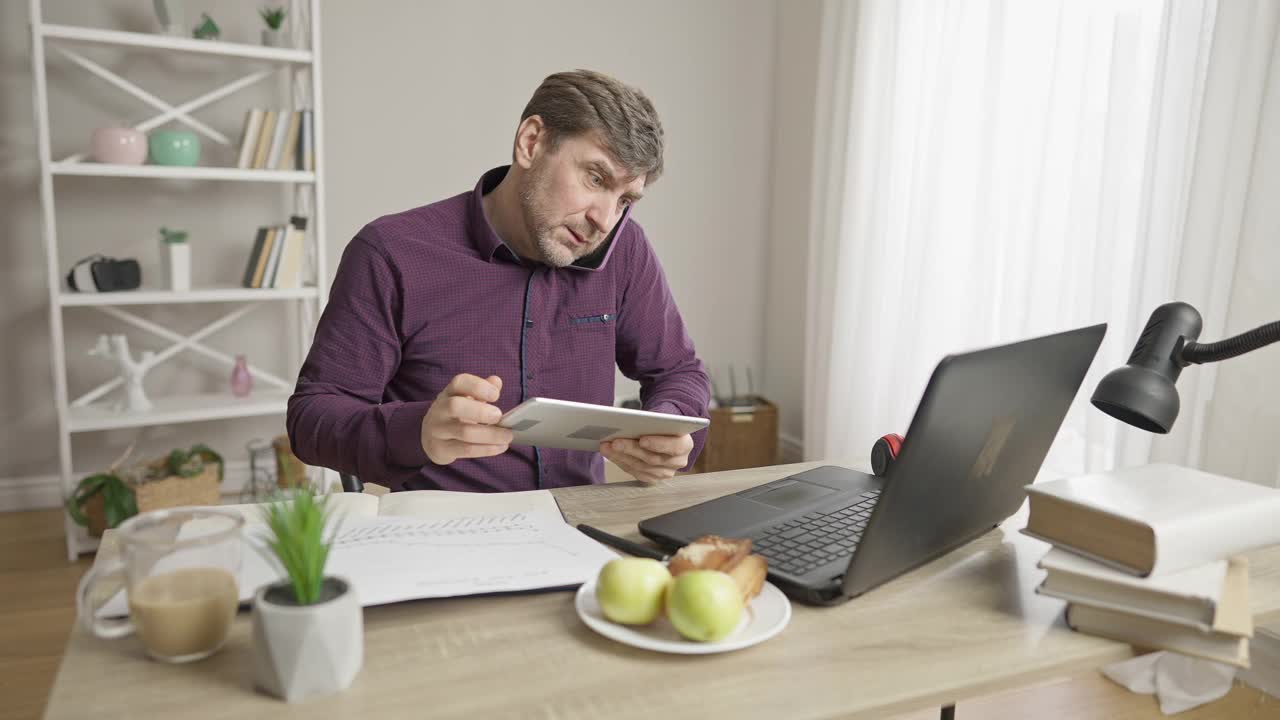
[90,127,147,165]
[230,355,253,397]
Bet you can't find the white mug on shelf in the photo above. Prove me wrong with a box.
[159,229,191,292]
[166,243,190,292]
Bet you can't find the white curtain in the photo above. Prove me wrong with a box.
[804,0,1278,475]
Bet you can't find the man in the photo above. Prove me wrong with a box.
[288,70,711,492]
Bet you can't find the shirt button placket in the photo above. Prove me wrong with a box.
[519,268,543,490]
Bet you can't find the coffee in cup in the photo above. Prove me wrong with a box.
[77,508,244,662]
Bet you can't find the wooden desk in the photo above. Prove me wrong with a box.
[44,462,1280,719]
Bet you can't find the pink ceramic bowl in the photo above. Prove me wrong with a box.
[91,127,147,165]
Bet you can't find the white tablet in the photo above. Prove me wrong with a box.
[498,397,710,452]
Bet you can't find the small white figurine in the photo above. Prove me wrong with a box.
[89,334,157,413]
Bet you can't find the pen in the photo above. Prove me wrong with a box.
[576,524,669,561]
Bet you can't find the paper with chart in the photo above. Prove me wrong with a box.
[312,511,619,604]
[101,510,619,616]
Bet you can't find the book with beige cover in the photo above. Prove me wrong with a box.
[1065,603,1251,668]
[1037,548,1250,634]
[1023,463,1280,576]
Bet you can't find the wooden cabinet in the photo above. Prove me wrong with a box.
[692,399,778,473]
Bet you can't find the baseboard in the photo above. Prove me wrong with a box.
[779,433,804,464]
[0,461,259,513]
[0,474,63,511]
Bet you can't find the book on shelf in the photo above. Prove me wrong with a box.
[1037,548,1250,634]
[276,111,302,170]
[250,109,277,169]
[98,489,617,615]
[1065,603,1251,668]
[236,108,315,172]
[1023,463,1280,576]
[298,108,314,171]
[246,227,276,288]
[261,225,286,287]
[264,109,292,170]
[240,227,269,287]
[273,217,308,289]
[236,109,265,169]
[240,217,309,289]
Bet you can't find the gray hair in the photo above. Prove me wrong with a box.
[520,69,665,185]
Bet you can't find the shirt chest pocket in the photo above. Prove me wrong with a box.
[551,307,617,362]
[567,310,615,328]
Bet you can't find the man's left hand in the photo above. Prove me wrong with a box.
[599,434,694,485]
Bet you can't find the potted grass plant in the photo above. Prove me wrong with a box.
[259,6,288,46]
[252,488,361,702]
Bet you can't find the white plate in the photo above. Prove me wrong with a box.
[575,579,791,654]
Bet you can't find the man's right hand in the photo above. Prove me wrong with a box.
[421,374,513,465]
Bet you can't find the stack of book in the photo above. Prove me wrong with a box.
[235,108,315,171]
[242,216,308,289]
[1024,463,1280,667]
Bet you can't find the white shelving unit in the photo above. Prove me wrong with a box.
[28,0,329,559]
[50,161,316,182]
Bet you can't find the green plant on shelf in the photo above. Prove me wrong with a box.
[192,13,220,40]
[154,443,224,484]
[159,226,188,244]
[260,7,287,30]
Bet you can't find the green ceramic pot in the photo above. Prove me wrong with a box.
[149,130,201,166]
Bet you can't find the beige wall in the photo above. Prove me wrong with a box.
[761,0,822,459]
[0,0,778,492]
[320,0,778,407]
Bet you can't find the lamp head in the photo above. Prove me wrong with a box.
[1090,302,1202,434]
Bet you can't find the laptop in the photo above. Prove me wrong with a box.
[639,323,1107,606]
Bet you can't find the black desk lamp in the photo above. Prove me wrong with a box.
[1091,302,1280,433]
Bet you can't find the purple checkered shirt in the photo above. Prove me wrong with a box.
[287,166,711,492]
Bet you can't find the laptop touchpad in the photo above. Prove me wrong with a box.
[750,480,837,509]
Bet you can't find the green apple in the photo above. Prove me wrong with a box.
[665,570,745,642]
[595,558,672,625]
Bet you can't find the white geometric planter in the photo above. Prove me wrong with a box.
[252,577,362,703]
[262,29,289,47]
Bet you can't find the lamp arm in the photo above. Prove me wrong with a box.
[1180,320,1280,365]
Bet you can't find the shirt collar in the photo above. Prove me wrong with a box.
[468,165,630,272]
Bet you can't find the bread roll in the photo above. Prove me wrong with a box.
[667,535,752,576]
[668,534,768,603]
[726,553,768,602]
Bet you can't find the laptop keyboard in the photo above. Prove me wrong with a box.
[751,490,881,577]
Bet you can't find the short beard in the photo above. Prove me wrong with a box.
[519,161,585,268]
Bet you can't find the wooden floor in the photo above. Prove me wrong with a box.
[1,509,1275,720]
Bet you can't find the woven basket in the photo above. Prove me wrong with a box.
[84,460,221,537]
